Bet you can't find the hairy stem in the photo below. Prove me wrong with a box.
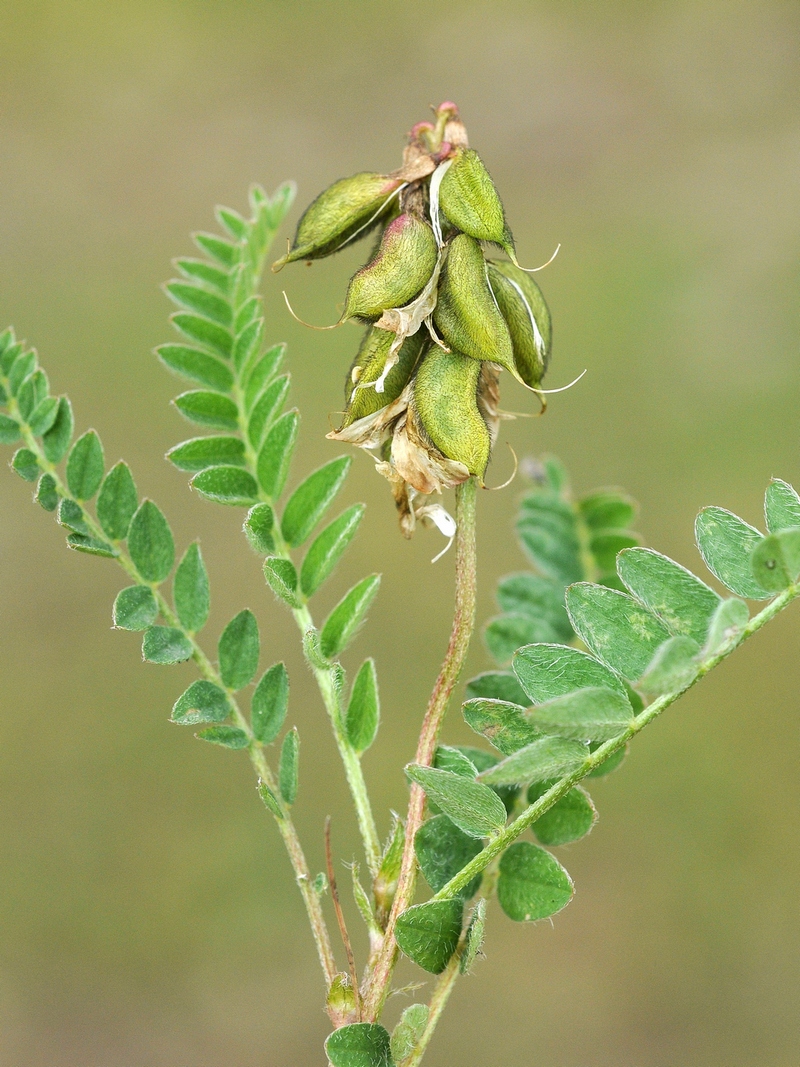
[432,581,800,902]
[9,398,339,989]
[362,476,478,1020]
[399,949,463,1067]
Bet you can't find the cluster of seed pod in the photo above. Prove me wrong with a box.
[274,102,552,537]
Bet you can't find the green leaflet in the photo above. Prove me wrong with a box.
[191,465,259,507]
[496,573,572,640]
[251,662,289,744]
[523,687,634,742]
[513,643,629,703]
[247,374,290,449]
[434,744,478,778]
[638,635,701,696]
[320,574,380,659]
[703,597,749,654]
[165,281,233,329]
[263,556,300,607]
[390,1005,429,1065]
[58,498,89,534]
[478,736,589,786]
[171,679,231,725]
[66,430,104,501]
[113,585,158,631]
[215,204,247,239]
[193,230,238,268]
[395,898,463,974]
[484,612,564,665]
[157,344,234,392]
[751,528,800,592]
[42,397,74,463]
[616,547,721,644]
[404,764,507,838]
[11,448,38,481]
[173,542,210,633]
[128,500,175,584]
[171,312,232,359]
[243,343,285,411]
[460,898,487,974]
[218,609,259,691]
[579,490,638,531]
[527,782,597,846]
[566,584,671,681]
[415,814,483,900]
[300,504,365,597]
[256,409,299,499]
[17,368,48,421]
[516,494,583,586]
[281,456,351,548]
[142,625,193,664]
[96,461,138,541]
[234,317,264,374]
[462,697,541,756]
[765,479,800,532]
[173,390,239,430]
[279,727,299,805]
[167,435,245,472]
[497,841,573,922]
[196,725,249,749]
[325,1022,394,1067]
[695,506,769,600]
[175,258,230,296]
[35,473,58,511]
[28,396,59,436]
[344,658,380,753]
[464,670,529,708]
[0,413,20,444]
[244,503,277,555]
[67,534,116,557]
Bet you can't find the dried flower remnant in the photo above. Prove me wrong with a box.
[276,102,553,538]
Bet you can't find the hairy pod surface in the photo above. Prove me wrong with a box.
[272,172,403,270]
[438,148,514,257]
[342,214,438,322]
[412,349,491,479]
[341,327,427,428]
[433,235,517,377]
[486,261,551,388]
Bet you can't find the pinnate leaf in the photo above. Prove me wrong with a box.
[300,504,365,597]
[171,680,230,724]
[320,574,380,659]
[566,584,670,681]
[142,625,193,664]
[616,547,721,644]
[192,465,259,507]
[128,500,175,584]
[695,506,769,599]
[325,1022,394,1067]
[395,898,463,975]
[97,461,138,540]
[405,764,507,838]
[251,662,289,743]
[282,456,351,548]
[66,430,104,500]
[345,659,380,753]
[497,841,573,922]
[173,542,210,632]
[218,609,259,690]
[113,585,158,631]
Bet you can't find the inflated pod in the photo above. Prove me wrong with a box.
[486,261,551,388]
[432,234,517,377]
[412,348,491,480]
[340,326,427,428]
[437,148,514,258]
[272,172,403,271]
[342,214,438,322]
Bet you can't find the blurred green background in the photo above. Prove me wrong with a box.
[1,1,799,1064]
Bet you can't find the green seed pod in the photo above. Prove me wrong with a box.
[437,148,514,258]
[272,172,403,271]
[342,214,438,322]
[413,349,491,479]
[486,261,551,388]
[340,327,427,428]
[433,234,517,377]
